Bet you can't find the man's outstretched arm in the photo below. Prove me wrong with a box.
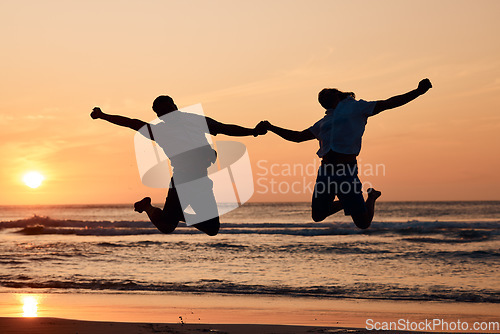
[206,117,266,137]
[373,78,432,115]
[91,107,146,131]
[259,121,315,143]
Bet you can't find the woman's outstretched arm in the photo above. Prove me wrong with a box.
[373,78,432,115]
[258,121,315,143]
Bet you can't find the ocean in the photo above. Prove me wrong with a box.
[0,201,498,303]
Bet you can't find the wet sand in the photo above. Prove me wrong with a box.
[0,292,498,333]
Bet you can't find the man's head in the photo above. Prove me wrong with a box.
[318,88,355,109]
[152,95,178,117]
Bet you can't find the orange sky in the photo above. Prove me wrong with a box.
[1,0,499,205]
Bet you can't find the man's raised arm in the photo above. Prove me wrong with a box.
[90,107,147,131]
[372,78,432,115]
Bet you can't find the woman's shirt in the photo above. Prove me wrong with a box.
[308,97,377,157]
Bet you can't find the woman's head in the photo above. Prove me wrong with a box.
[318,88,355,109]
[152,95,178,116]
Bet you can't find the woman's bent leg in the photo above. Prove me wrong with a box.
[350,188,382,229]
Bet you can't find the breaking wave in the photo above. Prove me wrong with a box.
[1,215,498,242]
[0,277,497,303]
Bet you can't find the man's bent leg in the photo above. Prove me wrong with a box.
[192,217,220,236]
[184,177,220,236]
[145,205,180,234]
[133,184,183,234]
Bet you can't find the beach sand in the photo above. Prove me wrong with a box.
[0,292,498,333]
[0,317,371,334]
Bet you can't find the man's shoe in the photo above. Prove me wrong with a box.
[134,197,151,213]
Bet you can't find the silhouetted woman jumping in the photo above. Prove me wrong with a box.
[259,78,432,229]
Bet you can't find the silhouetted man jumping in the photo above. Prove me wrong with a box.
[91,95,265,236]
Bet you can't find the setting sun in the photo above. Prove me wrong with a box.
[23,171,45,189]
[22,296,38,317]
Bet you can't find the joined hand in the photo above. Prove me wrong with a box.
[253,120,271,137]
